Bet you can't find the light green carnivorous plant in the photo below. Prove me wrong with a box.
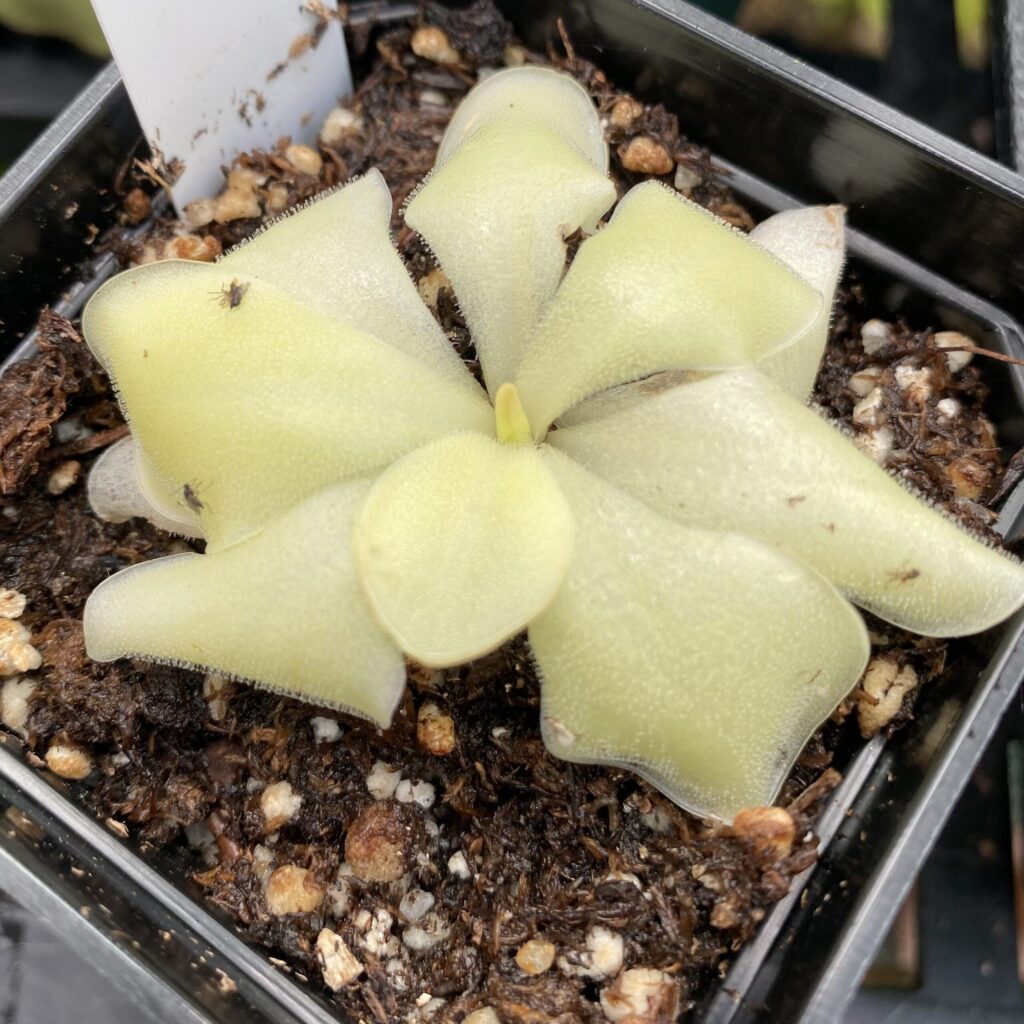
[81,67,1024,821]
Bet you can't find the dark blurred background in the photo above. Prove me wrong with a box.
[0,1,1022,1022]
[0,0,1010,171]
[704,0,1002,154]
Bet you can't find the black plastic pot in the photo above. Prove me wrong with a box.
[0,26,105,170]
[3,3,1024,1022]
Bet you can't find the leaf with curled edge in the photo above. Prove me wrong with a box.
[751,205,846,399]
[514,181,823,436]
[82,260,492,551]
[219,169,479,393]
[406,67,616,394]
[85,476,406,727]
[552,368,1024,636]
[88,435,203,538]
[530,450,869,822]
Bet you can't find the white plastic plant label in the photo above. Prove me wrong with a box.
[91,0,352,211]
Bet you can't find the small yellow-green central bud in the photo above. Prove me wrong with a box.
[494,383,533,444]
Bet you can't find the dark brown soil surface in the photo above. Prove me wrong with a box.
[0,4,1018,1022]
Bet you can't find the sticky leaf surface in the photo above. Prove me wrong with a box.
[435,67,607,173]
[530,452,869,821]
[83,261,493,550]
[88,436,203,537]
[515,181,822,434]
[751,205,846,398]
[406,69,615,392]
[221,169,476,391]
[85,478,406,726]
[354,433,574,667]
[553,369,1024,635]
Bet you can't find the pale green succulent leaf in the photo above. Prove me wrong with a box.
[530,451,870,822]
[435,66,608,173]
[752,205,846,399]
[514,181,823,435]
[82,261,493,551]
[552,368,1024,635]
[405,69,616,393]
[84,477,406,727]
[221,169,477,391]
[555,207,844,427]
[87,435,204,538]
[354,433,574,668]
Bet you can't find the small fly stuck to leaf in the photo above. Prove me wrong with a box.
[183,483,205,512]
[217,279,250,310]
